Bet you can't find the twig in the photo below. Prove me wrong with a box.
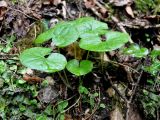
[57,72,72,90]
[0,58,19,60]
[62,95,81,113]
[107,60,139,74]
[125,71,143,120]
[8,7,38,20]
[121,23,160,29]
[105,71,143,120]
[61,1,67,19]
[0,53,19,56]
[53,94,77,109]
[111,16,133,43]
[105,72,128,104]
[83,0,105,20]
[0,53,19,60]
[0,38,7,43]
[129,71,143,103]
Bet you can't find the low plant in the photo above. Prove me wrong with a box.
[52,100,68,120]
[140,89,160,119]
[19,17,130,119]
[123,44,160,119]
[20,17,129,81]
[0,35,16,53]
[79,85,105,109]
[0,59,45,119]
[123,44,160,76]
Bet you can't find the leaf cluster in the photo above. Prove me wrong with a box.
[20,17,130,76]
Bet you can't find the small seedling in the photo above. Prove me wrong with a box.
[122,43,160,119]
[19,17,130,119]
[20,47,67,73]
[20,17,129,76]
[80,30,129,52]
[66,59,93,76]
[52,100,68,120]
[123,44,149,58]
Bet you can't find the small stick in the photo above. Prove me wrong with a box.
[111,16,133,43]
[107,60,139,74]
[62,95,81,113]
[105,72,128,104]
[126,71,143,120]
[105,71,143,120]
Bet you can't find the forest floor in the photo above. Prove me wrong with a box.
[0,0,160,120]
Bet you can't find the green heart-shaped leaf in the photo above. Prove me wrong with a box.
[51,22,79,47]
[79,31,129,52]
[35,22,79,47]
[73,17,108,36]
[66,59,93,76]
[123,44,149,58]
[34,27,55,44]
[34,17,108,47]
[20,47,67,72]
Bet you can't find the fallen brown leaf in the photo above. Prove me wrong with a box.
[38,85,59,103]
[125,5,134,18]
[23,74,43,83]
[0,0,7,7]
[84,0,96,9]
[0,0,7,21]
[84,0,108,19]
[64,114,73,120]
[52,0,61,6]
[110,106,124,120]
[109,0,133,7]
[43,0,61,5]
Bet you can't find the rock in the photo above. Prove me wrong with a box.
[110,106,124,120]
[128,105,142,120]
[45,76,55,85]
[38,85,59,103]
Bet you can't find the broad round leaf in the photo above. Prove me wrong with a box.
[66,59,93,76]
[20,47,67,72]
[74,17,108,36]
[51,22,79,47]
[79,31,129,52]
[123,44,149,58]
[34,27,55,44]
[34,17,108,47]
[150,50,160,59]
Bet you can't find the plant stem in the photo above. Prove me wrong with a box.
[79,76,83,86]
[101,52,104,72]
[57,47,60,53]
[86,51,90,60]
[10,77,15,91]
[74,43,77,59]
[61,95,81,113]
[57,72,72,89]
[63,70,70,86]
